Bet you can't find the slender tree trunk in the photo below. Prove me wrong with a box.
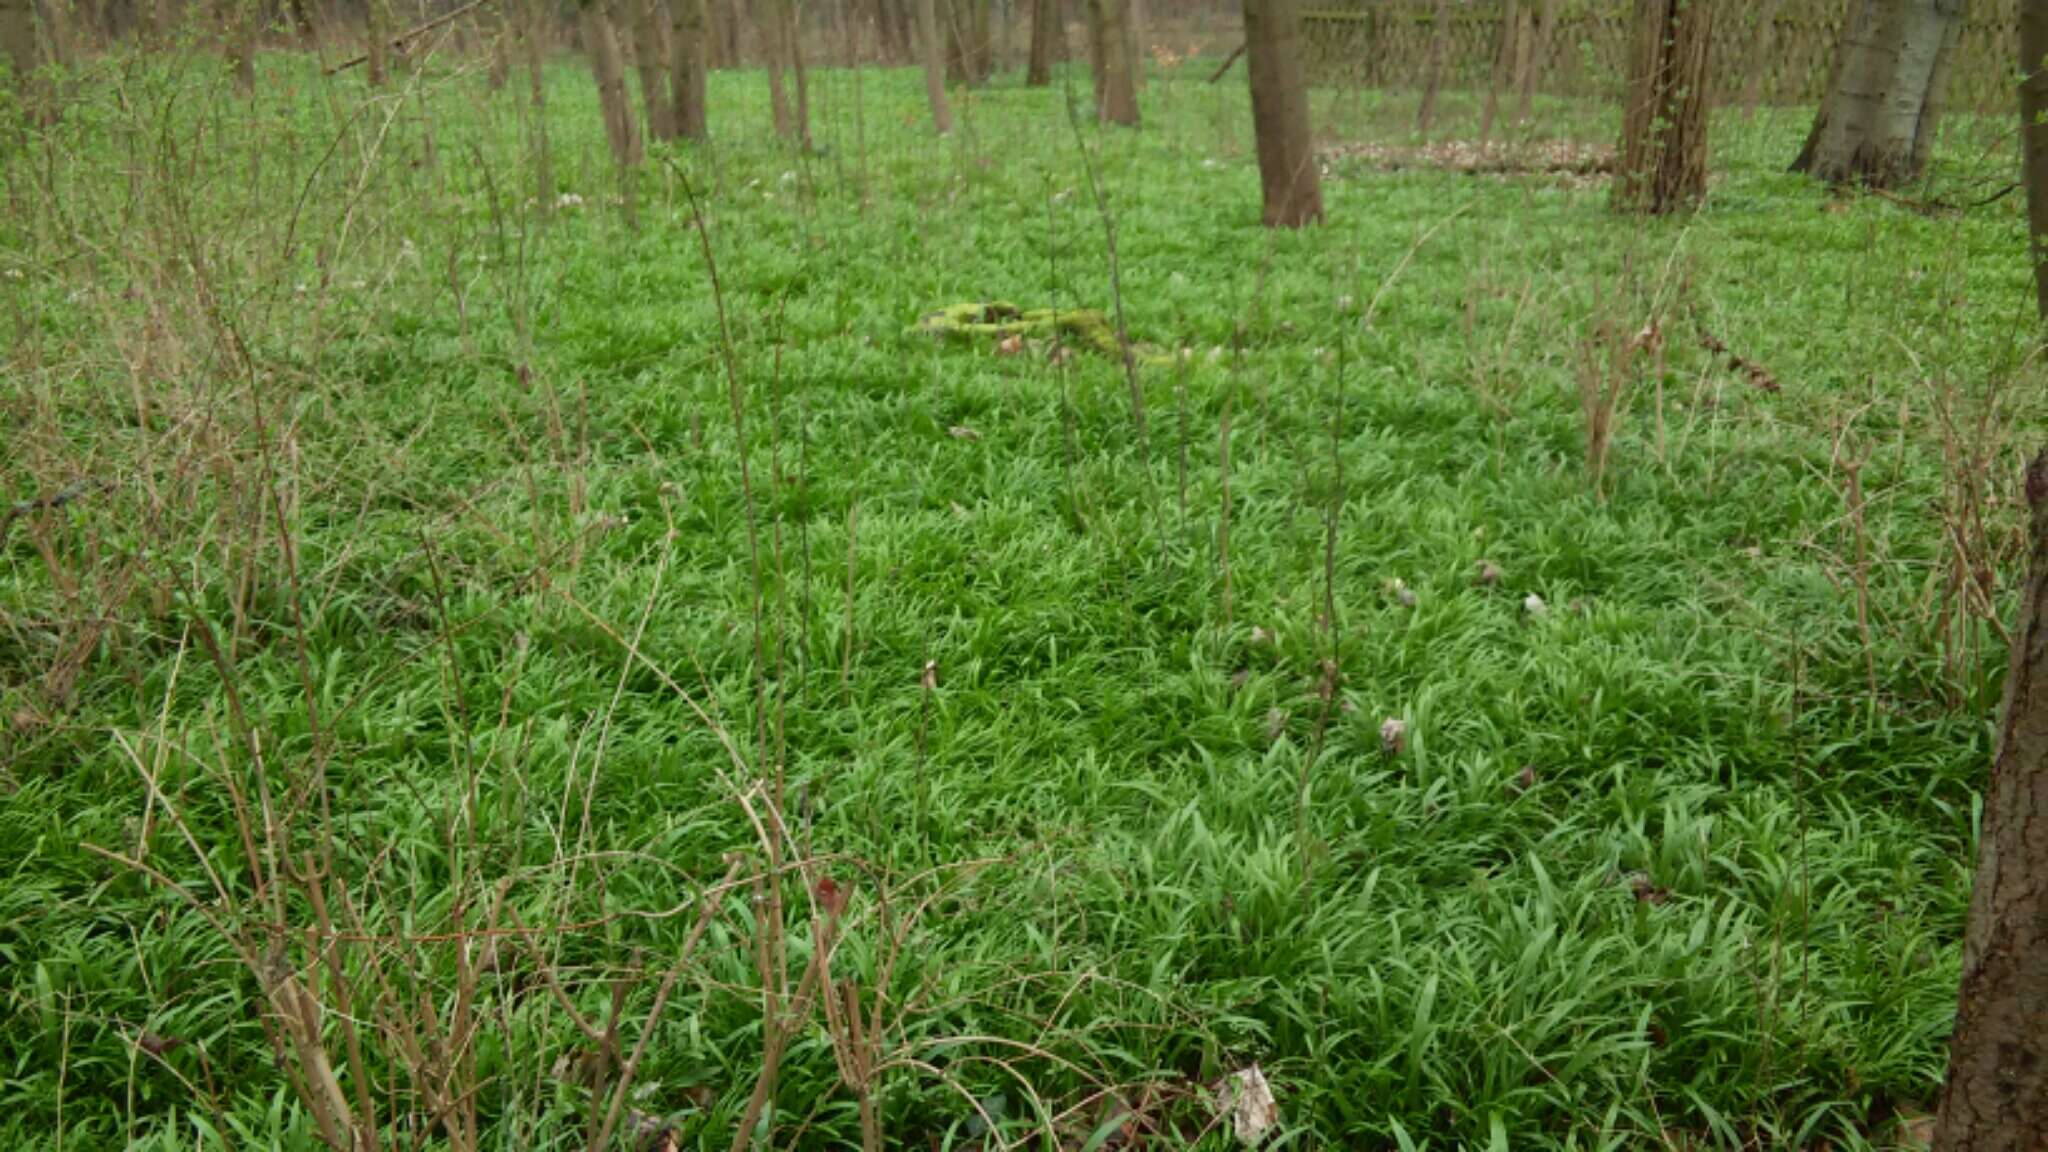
[1415,0,1449,137]
[2,0,40,117]
[914,0,950,132]
[2021,0,2048,321]
[627,0,673,140]
[521,0,554,203]
[670,0,707,139]
[487,10,511,89]
[1612,0,1712,214]
[1931,448,2048,1152]
[1740,0,1784,117]
[1087,0,1135,125]
[969,0,990,81]
[1026,0,1053,84]
[1479,0,1517,141]
[365,0,387,83]
[582,0,643,167]
[1505,0,1533,123]
[1792,0,1963,188]
[942,0,967,83]
[762,0,793,139]
[783,0,810,146]
[226,0,257,91]
[1243,0,1320,227]
[1517,0,1557,122]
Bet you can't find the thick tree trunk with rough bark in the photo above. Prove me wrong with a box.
[626,0,673,140]
[1612,0,1711,215]
[2022,0,2048,320]
[1792,0,1962,188]
[582,0,643,168]
[1026,0,1055,84]
[670,0,708,139]
[1087,0,1135,125]
[1243,0,1319,227]
[914,0,951,132]
[1931,450,2048,1152]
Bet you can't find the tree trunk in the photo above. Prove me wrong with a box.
[1792,0,1962,188]
[670,0,707,139]
[226,0,257,92]
[942,0,971,83]
[1479,0,1517,141]
[2,0,39,118]
[582,0,643,168]
[1612,0,1711,215]
[914,0,950,132]
[1243,0,1320,227]
[1026,0,1054,84]
[762,0,793,139]
[1415,0,1449,137]
[365,0,387,83]
[969,0,991,81]
[627,0,673,140]
[783,0,810,146]
[2022,0,2048,320]
[1740,0,1784,117]
[1087,0,1135,125]
[1125,0,1141,88]
[1505,0,1533,123]
[1517,0,1558,122]
[1930,449,2048,1152]
[521,0,553,204]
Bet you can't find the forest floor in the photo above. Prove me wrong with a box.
[0,55,2040,1150]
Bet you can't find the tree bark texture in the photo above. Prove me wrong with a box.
[2022,0,2048,320]
[627,0,673,140]
[1479,0,1518,141]
[670,0,708,139]
[762,0,794,139]
[1,0,39,115]
[1243,0,1320,227]
[582,0,643,168]
[1088,0,1136,125]
[1931,450,2048,1152]
[1026,0,1055,84]
[227,0,258,92]
[365,0,387,83]
[1612,0,1712,215]
[1792,0,1962,188]
[783,0,810,145]
[1415,0,1449,136]
[914,0,951,132]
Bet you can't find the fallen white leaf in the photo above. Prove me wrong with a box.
[1216,1064,1279,1146]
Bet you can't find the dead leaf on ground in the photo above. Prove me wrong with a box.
[1215,1064,1280,1146]
[948,425,981,441]
[1379,717,1407,756]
